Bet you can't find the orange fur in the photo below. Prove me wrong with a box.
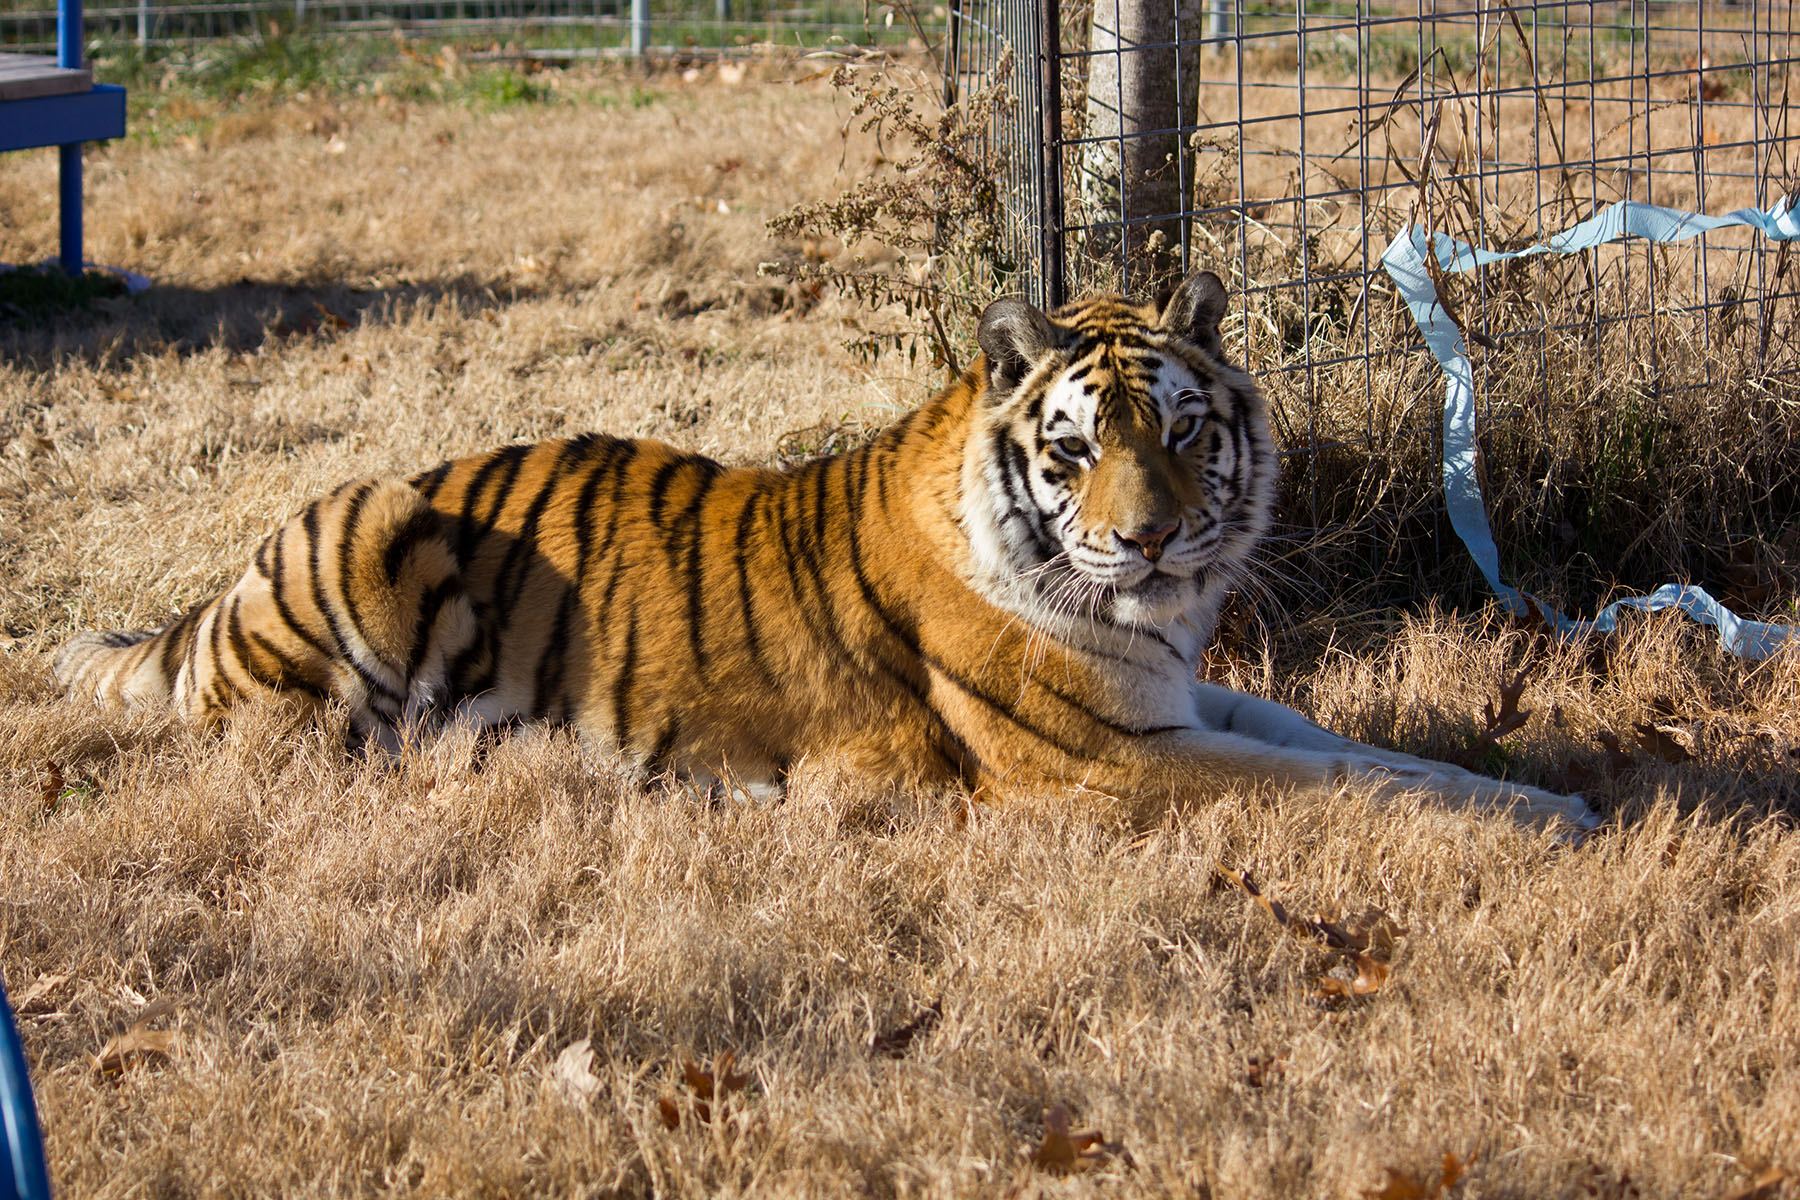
[55,273,1599,832]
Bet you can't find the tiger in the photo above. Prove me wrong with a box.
[54,270,1600,834]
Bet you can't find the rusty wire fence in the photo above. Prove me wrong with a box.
[951,0,1800,612]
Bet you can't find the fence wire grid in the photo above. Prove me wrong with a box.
[0,0,913,54]
[951,0,1799,604]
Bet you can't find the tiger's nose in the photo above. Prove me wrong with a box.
[1117,522,1178,562]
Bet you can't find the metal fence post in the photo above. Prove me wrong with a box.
[631,0,648,56]
[1207,0,1231,46]
[1037,0,1063,308]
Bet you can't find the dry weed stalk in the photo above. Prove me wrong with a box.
[765,51,1013,374]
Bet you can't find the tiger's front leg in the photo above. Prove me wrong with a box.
[1191,682,1601,834]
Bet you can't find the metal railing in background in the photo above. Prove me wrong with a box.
[0,0,910,55]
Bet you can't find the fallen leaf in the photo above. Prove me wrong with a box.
[1633,722,1694,764]
[871,999,941,1058]
[1595,731,1637,774]
[678,1051,750,1122]
[552,1038,602,1105]
[94,1005,180,1076]
[1363,1151,1477,1199]
[1578,1164,1642,1198]
[1028,1103,1132,1175]
[1344,907,1407,959]
[1314,906,1407,957]
[1320,952,1391,999]
[37,761,63,813]
[655,1095,681,1130]
[12,973,70,1013]
[1246,1054,1286,1088]
[1365,1168,1430,1200]
[1721,1165,1791,1200]
[1218,866,1291,928]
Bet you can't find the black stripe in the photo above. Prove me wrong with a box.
[410,460,454,503]
[591,448,644,620]
[455,445,530,568]
[774,466,856,671]
[645,719,681,776]
[995,431,1059,565]
[264,526,340,668]
[382,507,443,586]
[492,441,586,624]
[572,439,635,589]
[334,481,377,659]
[531,587,581,721]
[731,482,775,683]
[662,461,723,673]
[161,601,206,695]
[836,447,978,780]
[645,457,690,528]
[223,594,257,685]
[445,612,494,694]
[408,580,461,680]
[206,594,236,705]
[247,632,329,700]
[611,602,639,750]
[303,498,402,705]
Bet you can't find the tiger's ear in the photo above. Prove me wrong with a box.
[1158,270,1229,359]
[977,297,1058,395]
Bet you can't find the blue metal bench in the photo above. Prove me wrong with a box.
[0,0,127,274]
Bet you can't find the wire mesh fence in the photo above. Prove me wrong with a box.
[952,0,1800,608]
[0,0,915,54]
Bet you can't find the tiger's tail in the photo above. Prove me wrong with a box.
[54,478,482,747]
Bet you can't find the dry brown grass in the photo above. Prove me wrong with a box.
[3,58,1800,1199]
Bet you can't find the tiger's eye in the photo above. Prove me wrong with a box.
[1053,435,1090,461]
[1169,414,1200,444]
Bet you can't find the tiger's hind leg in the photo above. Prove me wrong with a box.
[56,478,484,750]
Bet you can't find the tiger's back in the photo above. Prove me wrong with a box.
[56,412,988,791]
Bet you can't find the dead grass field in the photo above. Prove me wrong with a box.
[2,56,1799,1199]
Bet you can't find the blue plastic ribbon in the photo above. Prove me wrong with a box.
[1380,197,1800,660]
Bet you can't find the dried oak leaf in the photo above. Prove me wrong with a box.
[1314,906,1407,957]
[1595,731,1637,775]
[1217,866,1290,929]
[37,761,63,813]
[12,973,70,1014]
[1246,1055,1287,1088]
[1634,722,1695,764]
[1028,1104,1133,1175]
[678,1050,750,1122]
[1318,952,1391,1000]
[94,1003,180,1077]
[871,999,941,1058]
[1457,669,1534,765]
[1721,1165,1791,1200]
[655,1095,682,1131]
[1578,1164,1642,1199]
[1363,1151,1476,1199]
[551,1038,602,1106]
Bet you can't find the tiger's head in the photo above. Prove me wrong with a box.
[958,270,1276,635]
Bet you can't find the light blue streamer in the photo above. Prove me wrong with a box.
[1379,196,1800,660]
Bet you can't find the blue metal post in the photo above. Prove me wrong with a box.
[0,979,52,1200]
[58,0,85,274]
